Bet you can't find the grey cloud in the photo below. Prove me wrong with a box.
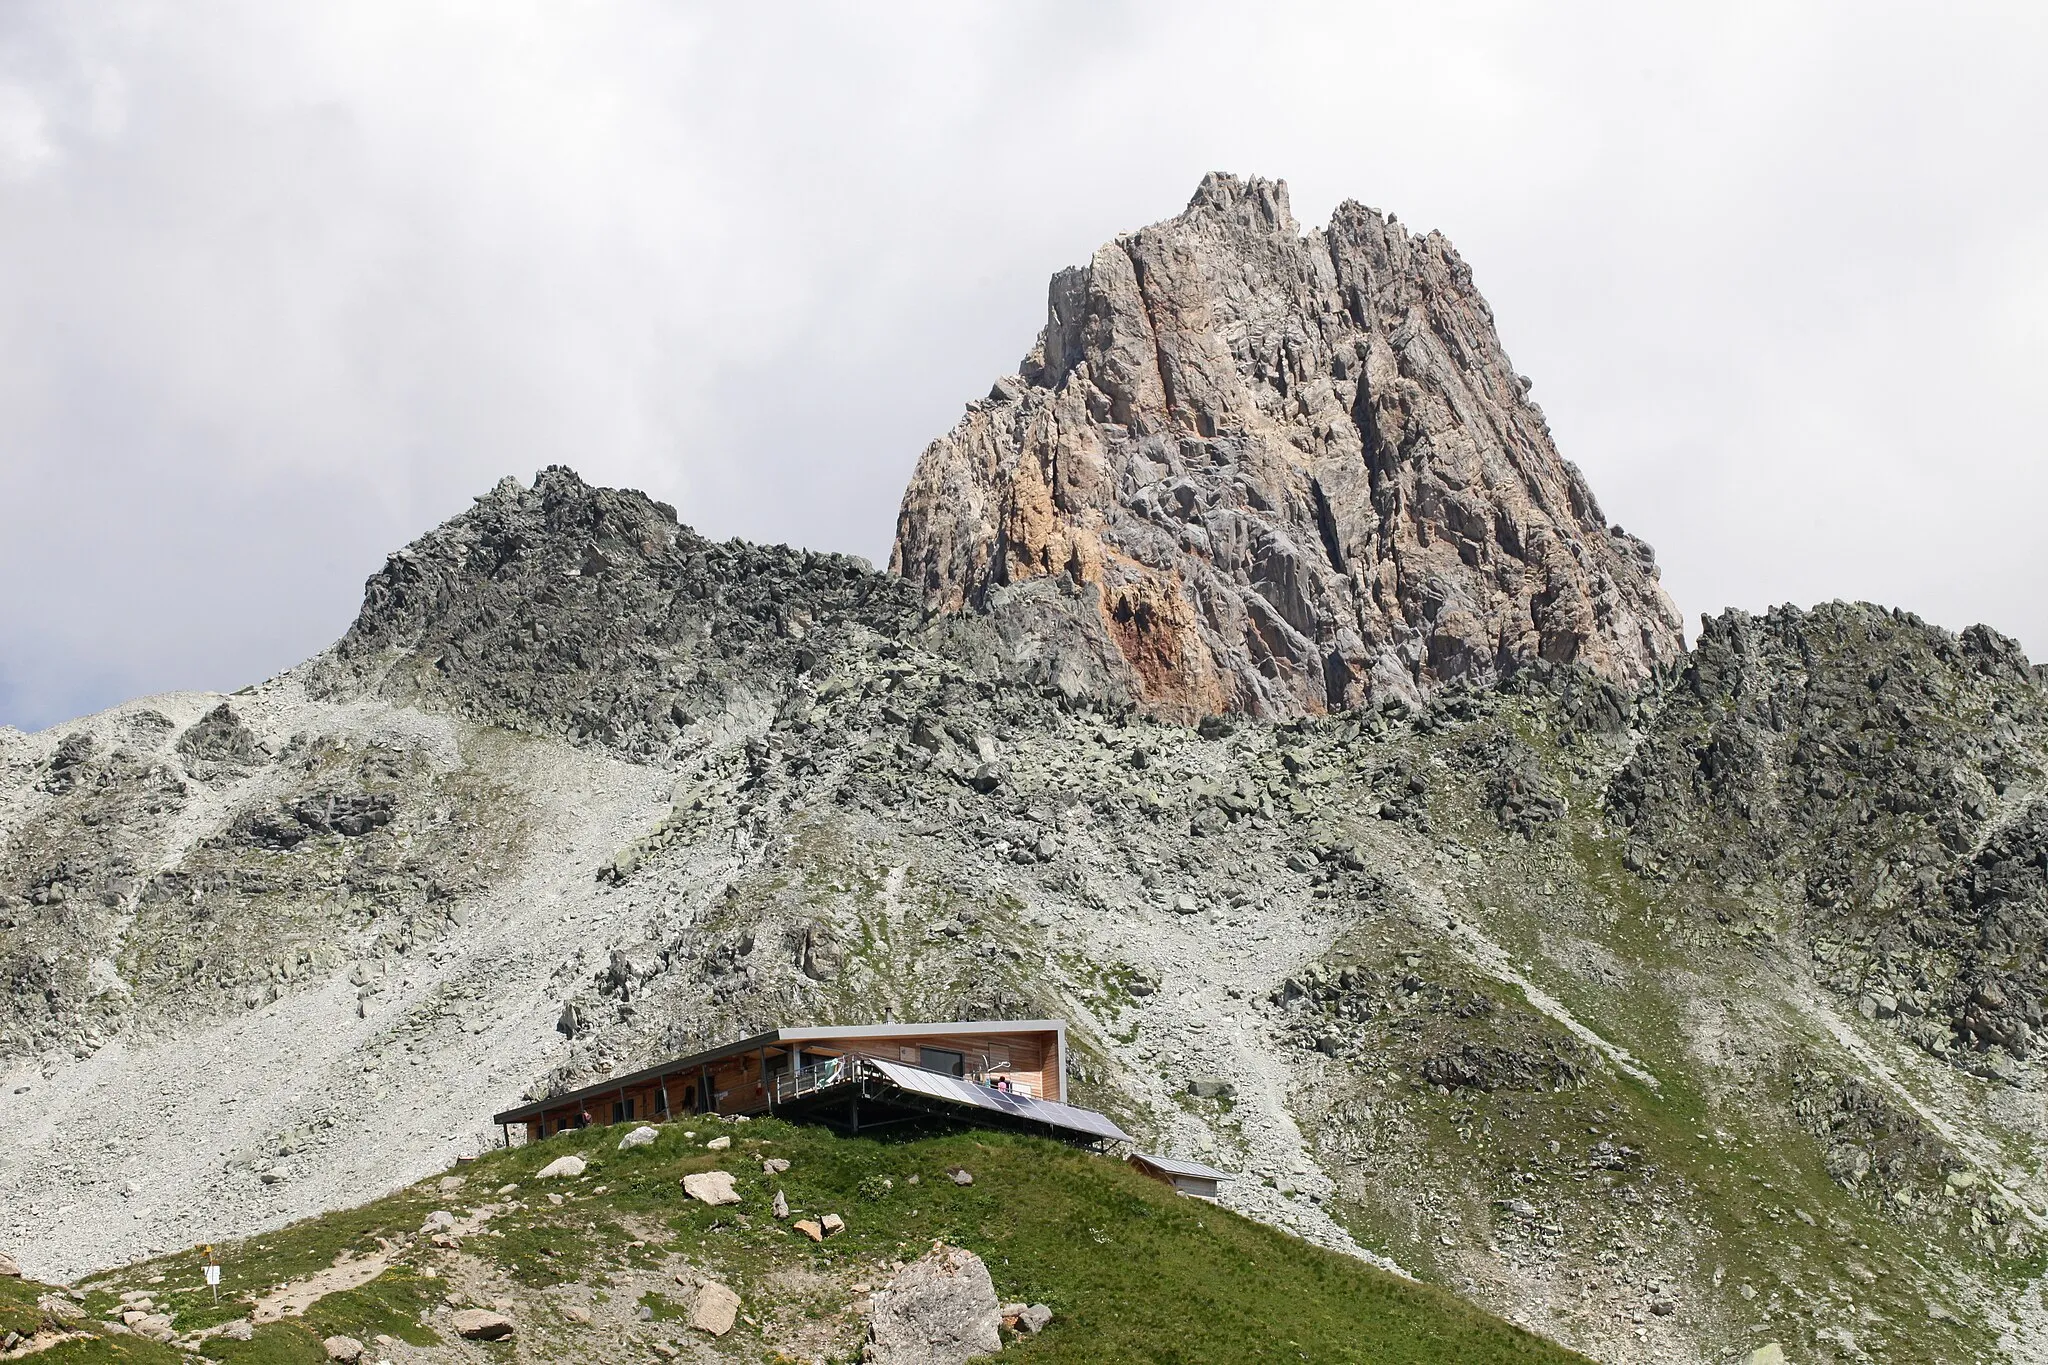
[2,1,2043,729]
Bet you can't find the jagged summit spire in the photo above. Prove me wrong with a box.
[1183,171,1299,233]
[891,173,1684,718]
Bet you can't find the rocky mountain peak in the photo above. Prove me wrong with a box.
[892,172,1686,718]
[309,465,921,758]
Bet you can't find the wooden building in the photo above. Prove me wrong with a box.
[492,1019,1128,1147]
[1128,1152,1230,1200]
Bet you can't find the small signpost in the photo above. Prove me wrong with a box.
[202,1245,221,1303]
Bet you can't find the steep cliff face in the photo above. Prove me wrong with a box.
[892,173,1685,718]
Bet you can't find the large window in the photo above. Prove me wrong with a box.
[920,1047,966,1076]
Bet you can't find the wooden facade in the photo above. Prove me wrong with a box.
[495,1020,1067,1144]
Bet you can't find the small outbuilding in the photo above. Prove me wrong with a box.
[1128,1152,1229,1200]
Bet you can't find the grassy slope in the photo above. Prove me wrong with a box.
[49,1118,1589,1365]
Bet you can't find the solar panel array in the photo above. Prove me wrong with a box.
[866,1057,1133,1143]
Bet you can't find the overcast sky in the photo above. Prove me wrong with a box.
[2,2,2043,731]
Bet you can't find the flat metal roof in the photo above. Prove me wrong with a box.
[491,1019,1065,1124]
[780,1020,1064,1042]
[1130,1152,1231,1182]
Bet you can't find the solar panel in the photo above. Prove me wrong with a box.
[866,1058,1133,1143]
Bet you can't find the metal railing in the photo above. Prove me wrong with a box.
[775,1053,865,1103]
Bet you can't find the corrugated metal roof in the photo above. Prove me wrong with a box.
[867,1058,1133,1143]
[1131,1152,1230,1181]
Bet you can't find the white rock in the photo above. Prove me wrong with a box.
[450,1309,513,1340]
[618,1125,660,1150]
[682,1170,740,1206]
[689,1282,740,1337]
[535,1155,587,1180]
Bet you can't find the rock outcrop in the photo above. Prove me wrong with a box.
[864,1244,1002,1365]
[310,465,922,759]
[892,173,1685,717]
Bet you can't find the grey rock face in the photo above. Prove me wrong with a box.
[1608,602,2048,1077]
[175,704,266,780]
[893,173,1684,718]
[310,466,923,759]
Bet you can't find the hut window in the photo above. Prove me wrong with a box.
[920,1047,966,1077]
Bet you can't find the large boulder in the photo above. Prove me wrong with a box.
[450,1309,514,1340]
[322,1335,365,1362]
[689,1282,740,1337]
[535,1154,586,1180]
[864,1244,1002,1365]
[683,1170,741,1206]
[618,1125,660,1150]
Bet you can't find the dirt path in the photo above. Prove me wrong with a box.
[238,1202,508,1330]
[248,1252,396,1325]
